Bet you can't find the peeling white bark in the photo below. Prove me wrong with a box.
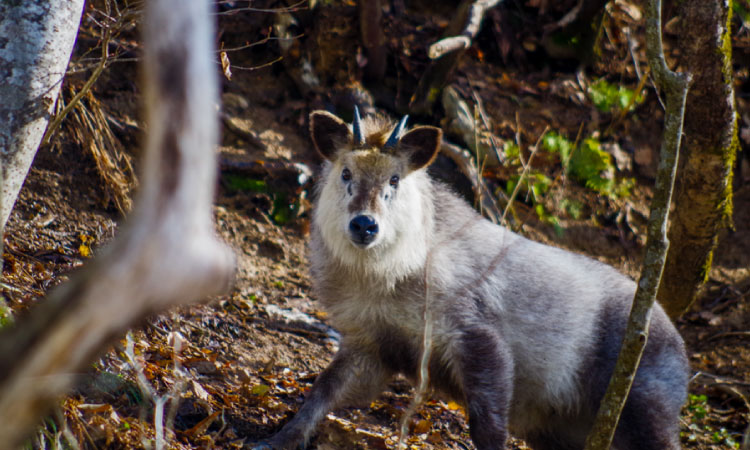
[0,0,85,229]
[0,0,235,447]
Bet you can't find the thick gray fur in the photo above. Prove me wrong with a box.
[259,111,689,450]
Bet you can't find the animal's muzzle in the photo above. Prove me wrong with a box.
[349,215,378,246]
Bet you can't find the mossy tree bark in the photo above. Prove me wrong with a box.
[657,0,739,319]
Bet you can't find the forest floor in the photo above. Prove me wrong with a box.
[2,1,750,449]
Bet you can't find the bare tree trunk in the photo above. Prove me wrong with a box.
[0,0,85,230]
[0,0,235,447]
[359,0,386,82]
[582,0,691,447]
[658,0,739,318]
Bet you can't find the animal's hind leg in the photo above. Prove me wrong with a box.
[585,301,687,450]
[611,383,682,450]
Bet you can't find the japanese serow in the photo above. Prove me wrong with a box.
[261,109,688,450]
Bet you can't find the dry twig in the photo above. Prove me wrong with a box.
[428,0,502,59]
[501,127,549,226]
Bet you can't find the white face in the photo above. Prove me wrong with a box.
[308,110,441,281]
[314,150,432,285]
[317,150,410,252]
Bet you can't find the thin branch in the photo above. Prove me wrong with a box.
[42,1,142,147]
[213,0,307,15]
[546,0,584,31]
[582,0,691,448]
[428,0,501,59]
[229,56,283,71]
[397,254,434,450]
[219,33,302,53]
[501,126,548,226]
[707,331,750,341]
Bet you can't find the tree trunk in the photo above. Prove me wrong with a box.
[0,0,235,447]
[359,0,386,82]
[0,0,85,230]
[657,0,739,318]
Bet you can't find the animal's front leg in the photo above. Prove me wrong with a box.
[261,348,387,450]
[456,325,513,450]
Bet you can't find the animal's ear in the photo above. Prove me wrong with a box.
[310,111,351,160]
[398,126,442,171]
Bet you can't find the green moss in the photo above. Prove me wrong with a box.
[0,298,13,329]
[719,4,735,87]
[701,247,715,283]
[717,4,738,227]
[721,117,739,226]
[427,87,441,104]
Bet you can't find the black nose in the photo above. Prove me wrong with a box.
[349,215,379,245]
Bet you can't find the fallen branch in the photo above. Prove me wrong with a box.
[428,0,501,59]
[0,0,235,447]
[219,157,312,196]
[582,0,691,448]
[410,0,502,114]
[707,331,750,341]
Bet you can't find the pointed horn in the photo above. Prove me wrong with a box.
[352,105,365,145]
[385,115,409,149]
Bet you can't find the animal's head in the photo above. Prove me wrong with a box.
[310,108,441,273]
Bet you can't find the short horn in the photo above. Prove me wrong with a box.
[352,105,365,145]
[384,115,409,149]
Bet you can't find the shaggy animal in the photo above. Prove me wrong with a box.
[259,109,688,450]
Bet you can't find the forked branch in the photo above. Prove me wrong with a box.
[410,0,502,114]
[0,0,235,447]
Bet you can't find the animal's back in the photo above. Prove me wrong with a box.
[425,181,688,439]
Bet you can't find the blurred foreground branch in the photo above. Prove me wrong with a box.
[0,0,235,447]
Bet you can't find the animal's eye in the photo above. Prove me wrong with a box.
[389,174,400,187]
[342,168,352,182]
